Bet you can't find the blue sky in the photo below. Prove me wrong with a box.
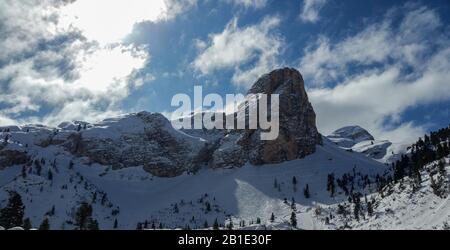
[0,0,449,143]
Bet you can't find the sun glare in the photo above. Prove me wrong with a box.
[60,0,167,44]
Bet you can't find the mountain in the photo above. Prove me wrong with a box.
[327,126,405,164]
[328,126,375,148]
[0,68,448,230]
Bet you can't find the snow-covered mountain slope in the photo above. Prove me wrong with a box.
[0,135,388,230]
[315,157,450,230]
[327,126,405,164]
[328,126,375,148]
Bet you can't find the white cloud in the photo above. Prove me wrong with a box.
[193,16,283,87]
[300,0,327,23]
[59,0,198,44]
[226,0,268,9]
[0,0,195,126]
[301,5,450,143]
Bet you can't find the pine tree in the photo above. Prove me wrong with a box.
[203,220,209,229]
[136,222,143,230]
[292,176,297,192]
[113,218,118,229]
[49,205,55,216]
[270,213,275,223]
[74,202,93,230]
[39,217,50,230]
[303,184,310,199]
[21,166,27,179]
[48,169,53,181]
[367,201,373,217]
[23,218,32,230]
[227,219,233,230]
[213,218,219,230]
[256,217,261,224]
[327,174,335,197]
[290,212,297,228]
[0,191,25,229]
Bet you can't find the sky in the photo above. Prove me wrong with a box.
[0,0,449,144]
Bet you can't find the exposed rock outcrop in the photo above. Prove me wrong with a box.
[0,68,322,177]
[210,68,322,167]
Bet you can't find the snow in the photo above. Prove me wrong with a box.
[327,126,407,164]
[0,119,447,230]
[0,126,389,229]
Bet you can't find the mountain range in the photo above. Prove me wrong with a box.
[0,68,448,230]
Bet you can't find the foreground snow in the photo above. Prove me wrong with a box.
[0,136,390,230]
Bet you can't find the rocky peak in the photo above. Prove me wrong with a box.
[211,68,322,167]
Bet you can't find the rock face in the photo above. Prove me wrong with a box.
[244,68,321,164]
[0,68,322,177]
[0,149,29,170]
[210,68,322,168]
[62,112,206,177]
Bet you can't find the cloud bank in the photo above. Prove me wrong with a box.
[301,4,450,143]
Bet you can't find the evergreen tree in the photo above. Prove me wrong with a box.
[227,219,233,230]
[367,201,374,217]
[292,176,297,192]
[290,212,297,228]
[74,202,93,230]
[203,220,208,229]
[48,205,55,216]
[327,174,335,197]
[256,217,261,224]
[113,218,118,229]
[23,218,32,230]
[270,213,275,223]
[21,166,27,179]
[303,184,310,199]
[0,191,25,229]
[38,217,50,230]
[136,222,143,230]
[48,169,53,181]
[213,218,219,230]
